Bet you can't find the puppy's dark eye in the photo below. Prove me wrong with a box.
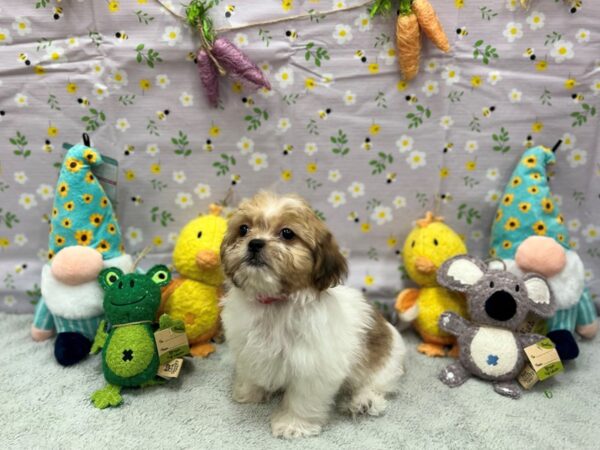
[239,225,249,237]
[433,239,439,246]
[280,228,295,240]
[515,285,520,292]
[197,231,203,239]
[489,281,494,288]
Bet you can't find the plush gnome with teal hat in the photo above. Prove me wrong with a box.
[489,145,598,361]
[31,139,134,366]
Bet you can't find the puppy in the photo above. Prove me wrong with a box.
[220,191,406,438]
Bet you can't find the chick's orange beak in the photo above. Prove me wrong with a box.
[414,256,437,275]
[196,249,220,270]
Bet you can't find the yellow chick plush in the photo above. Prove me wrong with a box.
[396,212,468,357]
[160,204,227,357]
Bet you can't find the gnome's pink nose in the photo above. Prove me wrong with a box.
[515,236,567,278]
[51,246,104,285]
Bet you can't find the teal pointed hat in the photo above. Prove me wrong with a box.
[489,145,570,260]
[48,144,124,260]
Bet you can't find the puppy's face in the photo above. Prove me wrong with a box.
[221,191,348,298]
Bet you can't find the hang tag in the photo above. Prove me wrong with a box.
[518,338,563,389]
[157,358,184,379]
[154,327,190,364]
[62,142,119,207]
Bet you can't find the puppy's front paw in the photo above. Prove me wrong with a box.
[346,389,387,417]
[271,411,322,439]
[232,379,266,404]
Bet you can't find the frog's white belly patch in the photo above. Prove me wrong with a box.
[470,328,518,377]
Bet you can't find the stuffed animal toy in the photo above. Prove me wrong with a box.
[489,145,598,360]
[159,204,227,357]
[437,255,556,399]
[31,141,133,366]
[90,265,173,409]
[395,212,468,357]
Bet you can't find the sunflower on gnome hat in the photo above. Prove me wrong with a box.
[31,137,134,366]
[489,145,598,361]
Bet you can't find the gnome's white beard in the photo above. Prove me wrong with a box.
[41,254,134,319]
[504,250,585,310]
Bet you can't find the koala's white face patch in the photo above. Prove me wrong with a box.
[447,258,484,286]
[525,277,551,305]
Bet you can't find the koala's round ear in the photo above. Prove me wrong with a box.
[437,255,487,293]
[523,274,555,318]
[147,265,171,287]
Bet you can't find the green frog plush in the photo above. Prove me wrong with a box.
[90,264,174,409]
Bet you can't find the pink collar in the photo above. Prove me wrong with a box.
[256,294,288,305]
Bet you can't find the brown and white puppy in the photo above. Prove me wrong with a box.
[220,191,406,439]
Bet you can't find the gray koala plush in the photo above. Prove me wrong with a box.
[436,255,556,399]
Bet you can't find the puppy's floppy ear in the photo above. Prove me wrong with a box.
[311,218,348,291]
[523,274,555,318]
[437,255,487,293]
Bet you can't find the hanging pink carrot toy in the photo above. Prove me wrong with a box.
[186,0,271,107]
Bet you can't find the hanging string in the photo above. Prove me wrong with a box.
[155,0,375,32]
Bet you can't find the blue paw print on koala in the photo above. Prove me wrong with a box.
[487,354,499,366]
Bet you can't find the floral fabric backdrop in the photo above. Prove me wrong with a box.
[0,0,599,316]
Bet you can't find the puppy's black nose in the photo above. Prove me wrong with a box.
[248,239,265,253]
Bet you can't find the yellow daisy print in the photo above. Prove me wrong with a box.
[368,63,379,74]
[280,170,293,181]
[504,217,520,231]
[61,218,72,228]
[97,240,111,253]
[124,170,136,181]
[528,186,540,195]
[75,230,93,246]
[519,202,531,213]
[510,176,522,187]
[306,162,318,174]
[150,163,161,174]
[107,223,117,234]
[369,124,381,136]
[139,79,151,91]
[64,201,75,212]
[90,213,103,227]
[387,237,398,248]
[360,223,371,233]
[58,182,69,197]
[523,155,537,168]
[532,221,547,236]
[209,125,220,137]
[281,0,293,12]
[82,194,94,204]
[304,77,316,91]
[65,157,82,173]
[439,167,449,179]
[364,275,375,287]
[396,80,408,92]
[152,236,163,247]
[47,125,59,137]
[108,1,120,12]
[83,149,98,164]
[541,198,554,214]
[66,82,78,94]
[100,197,109,208]
[465,161,477,171]
[502,193,514,206]
[531,121,544,133]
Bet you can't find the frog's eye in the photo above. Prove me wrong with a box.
[99,267,123,291]
[147,264,171,287]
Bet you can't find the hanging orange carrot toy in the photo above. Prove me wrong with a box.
[396,0,421,81]
[411,0,450,53]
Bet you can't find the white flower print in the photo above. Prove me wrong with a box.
[582,224,600,243]
[424,59,438,73]
[333,0,347,9]
[355,13,372,32]
[439,115,454,130]
[14,93,28,107]
[487,70,502,85]
[328,170,342,182]
[509,88,522,103]
[471,230,484,242]
[407,151,426,169]
[0,28,13,45]
[18,193,37,210]
[393,196,407,209]
[561,133,576,150]
[333,24,352,44]
[45,46,65,62]
[441,65,460,85]
[36,184,53,200]
[570,237,580,251]
[371,206,393,225]
[91,62,104,76]
[572,28,590,46]
[567,149,587,168]
[568,219,581,232]
[115,118,130,132]
[93,83,109,100]
[485,190,502,205]
[550,40,574,63]
[14,234,28,246]
[486,168,500,181]
[465,140,478,153]
[179,92,193,107]
[503,22,523,42]
[348,182,365,198]
[162,26,182,46]
[4,296,15,307]
[591,79,600,96]
[396,135,414,153]
[379,44,396,65]
[146,144,160,156]
[526,12,545,30]
[328,191,346,208]
[12,17,32,36]
[422,80,439,97]
[277,118,291,133]
[108,69,128,89]
[275,66,294,89]
[66,36,79,48]
[258,61,272,74]
[14,172,28,184]
[343,90,357,105]
[304,143,318,155]
[175,192,194,209]
[505,0,517,12]
[172,171,186,184]
[237,137,254,154]
[249,152,268,171]
[156,74,170,89]
[234,33,248,47]
[194,183,211,199]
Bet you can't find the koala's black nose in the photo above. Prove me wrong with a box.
[248,239,266,253]
[485,290,517,321]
